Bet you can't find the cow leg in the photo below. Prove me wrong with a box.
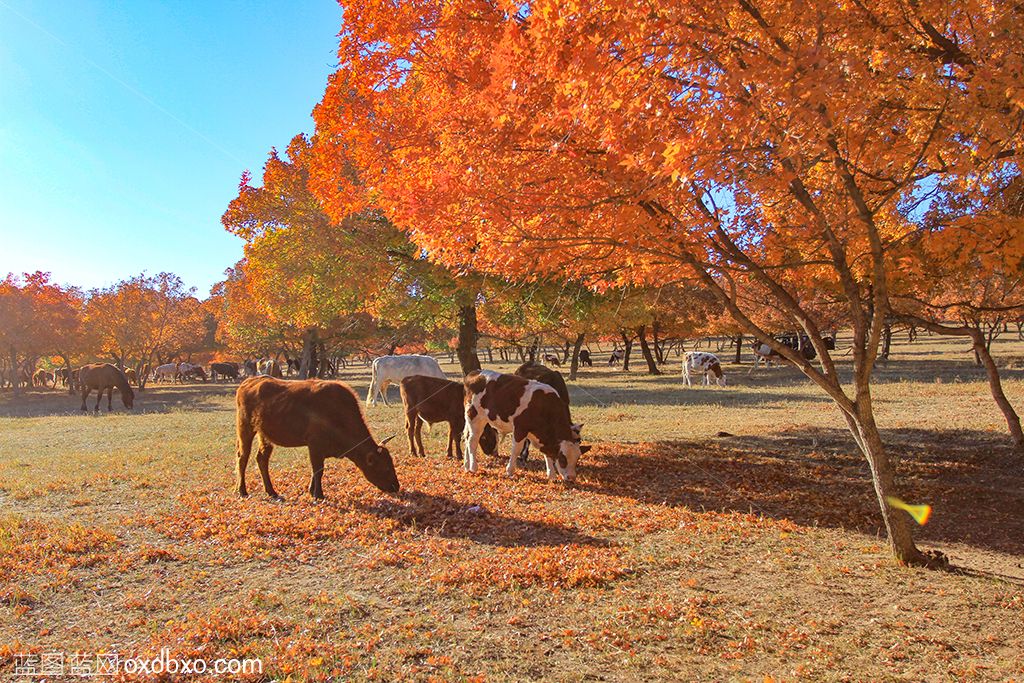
[448,422,461,461]
[255,439,282,500]
[107,387,114,411]
[507,437,528,477]
[544,456,558,482]
[308,448,326,500]
[379,380,390,406]
[463,411,486,473]
[94,388,103,412]
[517,439,530,466]
[80,387,90,411]
[683,365,691,386]
[414,417,427,458]
[405,409,418,457]
[236,424,255,497]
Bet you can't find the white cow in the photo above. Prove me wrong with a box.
[153,362,180,383]
[366,354,446,406]
[682,351,726,386]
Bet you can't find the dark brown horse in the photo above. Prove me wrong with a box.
[79,363,135,412]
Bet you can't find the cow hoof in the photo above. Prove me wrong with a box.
[238,491,249,498]
[269,494,285,502]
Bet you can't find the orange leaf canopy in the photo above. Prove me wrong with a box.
[310,0,1024,299]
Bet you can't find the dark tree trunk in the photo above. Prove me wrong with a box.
[652,319,665,364]
[457,304,482,375]
[299,328,319,379]
[619,330,634,372]
[880,322,892,360]
[562,340,570,363]
[569,332,585,381]
[971,328,1024,453]
[734,334,743,364]
[636,325,661,375]
[10,348,21,396]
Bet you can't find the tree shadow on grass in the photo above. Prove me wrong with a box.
[578,428,1024,559]
[568,355,1024,398]
[358,490,611,549]
[0,384,236,418]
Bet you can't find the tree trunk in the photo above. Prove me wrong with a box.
[569,332,585,381]
[619,330,633,372]
[562,340,570,363]
[10,347,21,396]
[880,322,892,360]
[299,328,319,379]
[457,304,482,375]
[843,402,928,565]
[652,319,665,364]
[734,334,743,364]
[971,328,1024,452]
[636,325,661,375]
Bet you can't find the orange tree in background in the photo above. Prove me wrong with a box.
[224,134,498,375]
[0,272,81,394]
[310,0,1024,565]
[83,273,206,387]
[891,183,1024,449]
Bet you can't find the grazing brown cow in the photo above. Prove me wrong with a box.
[400,375,501,460]
[464,370,590,482]
[79,363,135,412]
[235,376,400,500]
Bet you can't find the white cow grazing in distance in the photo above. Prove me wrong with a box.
[683,352,726,387]
[367,354,446,406]
[153,362,180,383]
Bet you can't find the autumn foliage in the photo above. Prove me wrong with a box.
[305,0,1024,563]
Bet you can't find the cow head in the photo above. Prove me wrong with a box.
[354,435,401,493]
[552,440,591,483]
[478,424,499,456]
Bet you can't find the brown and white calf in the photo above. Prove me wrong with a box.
[463,370,590,482]
[682,352,726,387]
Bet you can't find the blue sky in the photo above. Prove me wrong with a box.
[0,0,341,296]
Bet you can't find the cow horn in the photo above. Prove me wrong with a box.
[379,434,396,446]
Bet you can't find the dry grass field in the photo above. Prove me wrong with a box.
[1,334,1023,681]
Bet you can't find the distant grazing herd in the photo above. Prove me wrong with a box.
[5,334,837,498]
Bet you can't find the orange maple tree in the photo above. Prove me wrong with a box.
[308,1,1024,564]
[0,272,81,394]
[83,273,207,387]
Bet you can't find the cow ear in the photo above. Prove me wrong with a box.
[572,423,584,432]
[579,445,592,455]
